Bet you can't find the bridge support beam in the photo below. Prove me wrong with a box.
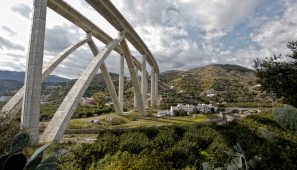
[87,38,123,115]
[1,37,89,124]
[155,73,159,108]
[133,67,138,110]
[120,31,145,115]
[150,68,156,108]
[141,55,147,108]
[118,55,124,112]
[21,0,47,144]
[39,36,124,143]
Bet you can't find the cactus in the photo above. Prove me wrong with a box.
[272,104,297,135]
[2,153,27,170]
[202,143,261,170]
[257,127,289,144]
[10,132,29,154]
[0,132,58,170]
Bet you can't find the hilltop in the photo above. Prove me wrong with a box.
[159,64,267,109]
[160,64,256,91]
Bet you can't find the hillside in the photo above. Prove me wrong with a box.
[159,64,266,108]
[160,64,256,91]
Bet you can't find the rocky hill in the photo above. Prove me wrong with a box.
[159,64,266,108]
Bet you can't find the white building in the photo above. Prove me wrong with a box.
[170,103,218,116]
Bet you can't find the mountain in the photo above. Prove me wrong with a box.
[160,64,256,90]
[0,79,23,92]
[159,64,264,108]
[0,70,70,83]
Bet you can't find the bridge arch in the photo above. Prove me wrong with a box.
[0,0,159,144]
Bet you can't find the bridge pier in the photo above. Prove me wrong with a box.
[1,37,89,125]
[151,68,156,108]
[118,55,125,112]
[87,38,123,115]
[141,55,147,108]
[155,72,159,107]
[21,0,47,144]
[133,67,138,110]
[39,36,124,143]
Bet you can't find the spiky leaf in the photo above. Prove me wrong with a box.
[25,155,43,170]
[273,104,297,135]
[35,163,59,170]
[3,153,27,170]
[40,155,58,165]
[258,127,287,144]
[202,162,213,170]
[0,154,10,169]
[29,143,51,162]
[10,132,29,154]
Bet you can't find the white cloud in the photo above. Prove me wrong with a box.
[0,0,296,79]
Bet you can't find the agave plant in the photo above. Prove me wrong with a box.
[0,132,58,170]
[258,105,297,144]
[272,104,297,135]
[202,143,261,170]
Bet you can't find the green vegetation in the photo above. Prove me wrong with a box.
[273,104,297,135]
[59,112,297,169]
[173,109,188,116]
[159,64,273,109]
[202,143,261,170]
[254,41,297,107]
[0,132,58,170]
[109,117,128,126]
[40,104,113,121]
[92,92,106,107]
[0,118,20,154]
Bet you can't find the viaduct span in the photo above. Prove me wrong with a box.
[0,0,159,144]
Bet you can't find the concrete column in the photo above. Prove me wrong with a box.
[87,38,123,115]
[133,68,138,109]
[1,37,89,125]
[119,31,145,115]
[118,56,124,112]
[151,68,155,108]
[155,72,159,108]
[21,0,47,144]
[141,55,147,108]
[40,36,124,143]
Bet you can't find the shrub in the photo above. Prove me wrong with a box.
[0,118,20,154]
[174,109,188,116]
[119,132,150,154]
[0,132,58,170]
[109,117,128,125]
[153,128,177,151]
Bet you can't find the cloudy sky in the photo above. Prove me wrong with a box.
[0,0,296,79]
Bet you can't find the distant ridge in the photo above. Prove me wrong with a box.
[0,70,70,83]
[160,64,256,92]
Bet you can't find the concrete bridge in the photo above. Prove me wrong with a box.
[0,0,159,144]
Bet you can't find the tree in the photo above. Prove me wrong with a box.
[254,41,297,107]
[93,92,106,107]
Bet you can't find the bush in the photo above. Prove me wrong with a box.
[119,132,150,154]
[109,117,128,125]
[153,128,177,151]
[60,112,297,169]
[0,118,20,153]
[174,109,188,116]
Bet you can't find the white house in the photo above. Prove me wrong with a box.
[170,103,218,115]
